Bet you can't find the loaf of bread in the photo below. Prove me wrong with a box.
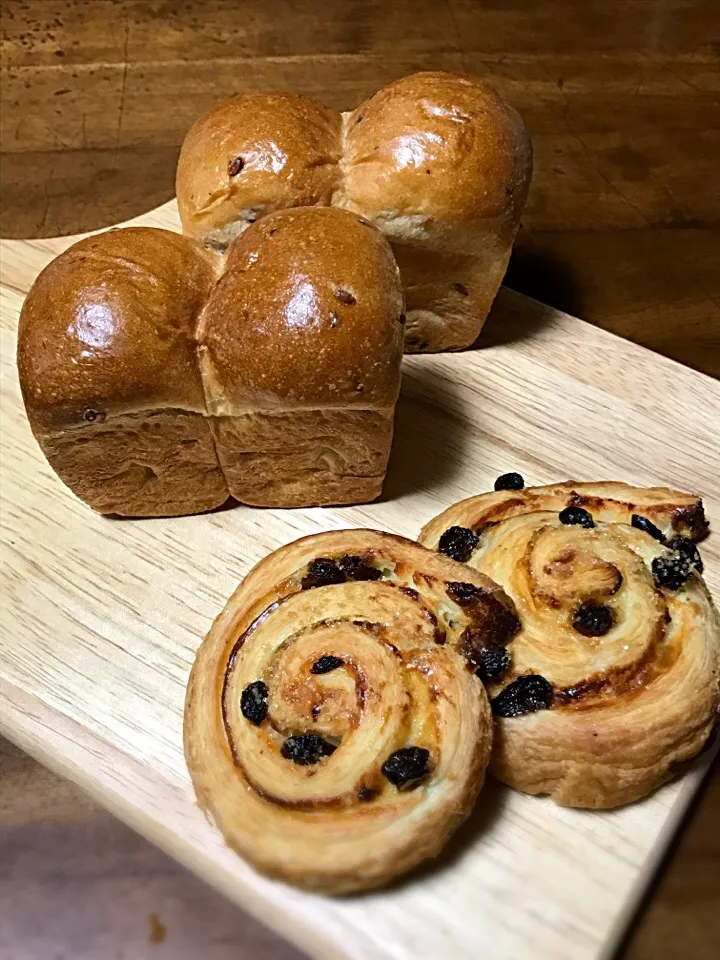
[17,208,404,516]
[177,72,532,353]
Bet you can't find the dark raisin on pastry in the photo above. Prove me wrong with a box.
[310,655,344,675]
[301,558,346,589]
[445,581,483,605]
[666,535,703,574]
[652,553,692,590]
[474,645,511,683]
[491,675,554,718]
[438,526,479,562]
[228,156,244,176]
[494,472,525,491]
[458,596,521,671]
[83,409,106,423]
[398,586,419,601]
[337,555,381,581]
[673,502,709,541]
[559,506,595,528]
[281,734,337,765]
[381,747,431,791]
[572,602,614,637]
[240,681,268,725]
[631,514,666,543]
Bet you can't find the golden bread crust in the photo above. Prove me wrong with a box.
[177,92,342,247]
[17,227,217,431]
[175,72,532,351]
[341,72,531,231]
[17,212,404,516]
[199,207,403,412]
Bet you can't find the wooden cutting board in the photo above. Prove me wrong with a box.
[1,201,718,960]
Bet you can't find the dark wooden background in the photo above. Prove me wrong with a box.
[2,0,719,375]
[0,1,718,958]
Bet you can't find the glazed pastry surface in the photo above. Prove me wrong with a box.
[420,481,720,808]
[184,530,520,892]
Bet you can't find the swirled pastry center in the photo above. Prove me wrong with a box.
[419,482,720,808]
[223,581,471,809]
[474,514,671,690]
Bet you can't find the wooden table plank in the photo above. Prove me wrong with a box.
[1,200,719,959]
[0,735,306,960]
[1,733,716,960]
[2,1,717,374]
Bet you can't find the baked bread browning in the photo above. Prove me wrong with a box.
[17,210,404,516]
[183,530,518,892]
[176,71,532,353]
[420,481,720,809]
[16,227,229,516]
[177,93,342,249]
[199,208,404,506]
[339,72,532,352]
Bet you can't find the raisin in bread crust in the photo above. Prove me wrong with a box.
[176,71,532,353]
[17,210,404,516]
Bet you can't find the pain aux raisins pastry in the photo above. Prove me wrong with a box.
[176,71,532,353]
[184,530,519,892]
[17,207,403,515]
[420,479,720,809]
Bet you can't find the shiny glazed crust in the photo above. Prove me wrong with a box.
[177,93,342,249]
[176,71,532,352]
[183,530,510,893]
[420,482,720,808]
[17,212,404,516]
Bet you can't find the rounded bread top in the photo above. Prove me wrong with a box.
[177,93,343,242]
[198,206,404,412]
[341,72,532,232]
[17,227,217,431]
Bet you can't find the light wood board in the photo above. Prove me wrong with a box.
[1,201,718,960]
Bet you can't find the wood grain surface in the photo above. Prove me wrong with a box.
[0,735,305,960]
[1,733,716,960]
[0,2,719,959]
[1,197,719,960]
[1,0,718,376]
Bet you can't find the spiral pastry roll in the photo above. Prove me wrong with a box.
[420,480,720,809]
[184,530,518,892]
